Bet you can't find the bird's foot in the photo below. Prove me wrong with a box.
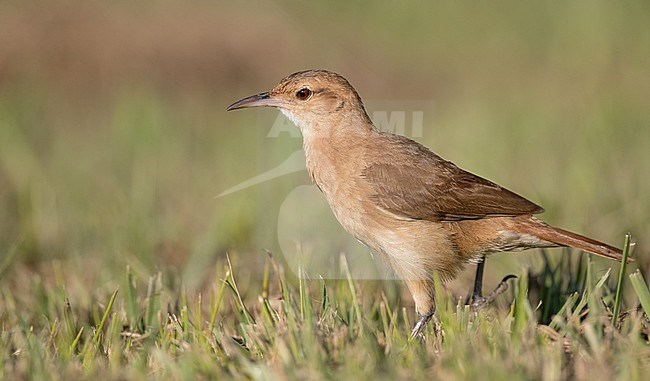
[470,274,518,311]
[410,311,435,340]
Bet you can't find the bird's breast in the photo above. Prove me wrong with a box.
[304,140,371,238]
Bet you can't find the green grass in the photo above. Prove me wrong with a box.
[1,249,649,380]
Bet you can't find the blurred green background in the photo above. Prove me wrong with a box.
[1,1,648,294]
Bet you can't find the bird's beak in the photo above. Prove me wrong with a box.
[227,92,285,111]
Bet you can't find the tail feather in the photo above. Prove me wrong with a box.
[518,218,628,262]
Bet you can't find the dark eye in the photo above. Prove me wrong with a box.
[296,88,312,101]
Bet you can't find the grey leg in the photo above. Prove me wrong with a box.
[411,310,434,339]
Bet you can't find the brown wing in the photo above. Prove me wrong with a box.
[360,135,544,222]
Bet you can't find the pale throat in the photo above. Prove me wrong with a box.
[279,109,312,137]
[279,108,334,155]
[278,109,339,188]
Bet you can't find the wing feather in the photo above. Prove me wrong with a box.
[360,135,544,222]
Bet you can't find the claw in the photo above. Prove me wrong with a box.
[410,311,434,339]
[471,274,517,311]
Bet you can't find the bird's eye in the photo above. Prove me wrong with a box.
[296,88,312,101]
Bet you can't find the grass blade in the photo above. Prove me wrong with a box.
[125,266,139,330]
[208,265,228,333]
[629,270,650,317]
[145,272,162,330]
[225,255,255,325]
[67,327,84,359]
[92,288,119,347]
[612,233,632,324]
[512,268,529,336]
[340,254,363,337]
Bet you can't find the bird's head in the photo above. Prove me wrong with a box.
[227,69,373,138]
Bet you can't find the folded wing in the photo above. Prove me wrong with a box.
[361,135,544,222]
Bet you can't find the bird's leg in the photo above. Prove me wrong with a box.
[470,255,487,308]
[470,256,517,310]
[405,278,437,339]
[410,310,434,340]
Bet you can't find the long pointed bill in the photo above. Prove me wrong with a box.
[226,92,285,111]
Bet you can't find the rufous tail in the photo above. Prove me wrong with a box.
[518,218,628,262]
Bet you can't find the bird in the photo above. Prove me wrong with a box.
[227,69,625,338]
